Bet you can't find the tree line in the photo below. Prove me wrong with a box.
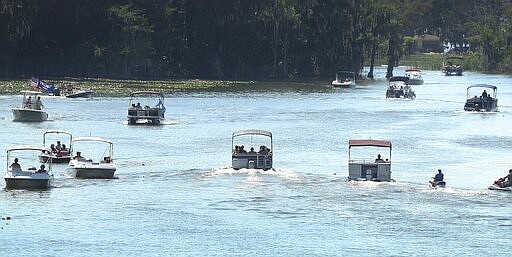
[1,0,511,80]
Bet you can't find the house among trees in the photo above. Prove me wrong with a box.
[416,34,443,53]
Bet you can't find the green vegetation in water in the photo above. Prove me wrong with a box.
[0,78,253,96]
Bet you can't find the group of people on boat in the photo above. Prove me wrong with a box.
[9,157,47,173]
[24,96,44,110]
[233,145,270,155]
[48,140,70,157]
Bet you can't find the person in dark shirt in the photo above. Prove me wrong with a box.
[434,169,444,182]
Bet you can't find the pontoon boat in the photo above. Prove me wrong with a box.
[127,91,166,125]
[442,56,463,76]
[232,130,273,170]
[348,139,393,182]
[464,84,498,112]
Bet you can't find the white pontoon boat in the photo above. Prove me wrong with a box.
[4,146,53,189]
[232,130,273,170]
[348,139,393,182]
[68,137,116,179]
[127,91,166,125]
[11,91,48,122]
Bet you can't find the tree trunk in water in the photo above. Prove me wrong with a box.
[367,43,377,79]
[386,35,398,79]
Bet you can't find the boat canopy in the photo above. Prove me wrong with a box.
[44,130,72,136]
[232,129,272,138]
[389,76,410,83]
[467,84,497,90]
[7,145,52,153]
[20,90,44,95]
[349,139,392,149]
[72,136,113,145]
[129,91,164,98]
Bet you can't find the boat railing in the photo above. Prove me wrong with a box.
[349,159,390,164]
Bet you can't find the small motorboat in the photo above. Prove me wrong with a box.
[386,76,416,99]
[464,84,498,112]
[127,91,166,125]
[4,145,53,190]
[332,71,356,88]
[347,139,393,182]
[65,89,94,98]
[38,130,73,164]
[232,130,273,170]
[67,136,116,179]
[405,68,424,85]
[11,91,48,122]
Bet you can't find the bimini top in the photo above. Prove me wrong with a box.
[72,136,113,145]
[232,129,272,138]
[467,84,497,90]
[44,130,72,136]
[349,139,392,149]
[7,145,52,153]
[389,76,410,83]
[20,90,44,95]
[129,91,164,97]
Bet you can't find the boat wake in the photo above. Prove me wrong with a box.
[203,166,304,181]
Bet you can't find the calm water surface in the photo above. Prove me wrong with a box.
[1,67,512,256]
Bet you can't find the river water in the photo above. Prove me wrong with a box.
[1,67,512,256]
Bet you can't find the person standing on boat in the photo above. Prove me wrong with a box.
[35,96,44,110]
[481,90,488,98]
[37,165,47,173]
[25,96,33,108]
[9,158,21,171]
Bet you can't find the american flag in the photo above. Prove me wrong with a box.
[31,77,40,90]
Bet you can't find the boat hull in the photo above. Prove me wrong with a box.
[65,90,94,98]
[4,171,52,189]
[39,154,71,164]
[12,108,48,122]
[488,184,512,191]
[68,160,116,179]
[232,154,273,170]
[332,81,355,88]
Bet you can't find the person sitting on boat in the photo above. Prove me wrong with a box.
[103,156,112,163]
[58,144,69,157]
[494,177,505,188]
[375,154,385,163]
[249,147,256,154]
[258,145,269,155]
[35,96,44,110]
[50,144,57,153]
[239,145,247,154]
[55,141,62,151]
[73,151,86,161]
[25,96,33,109]
[430,169,444,187]
[37,164,47,173]
[135,102,143,110]
[503,169,512,187]
[9,158,21,171]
